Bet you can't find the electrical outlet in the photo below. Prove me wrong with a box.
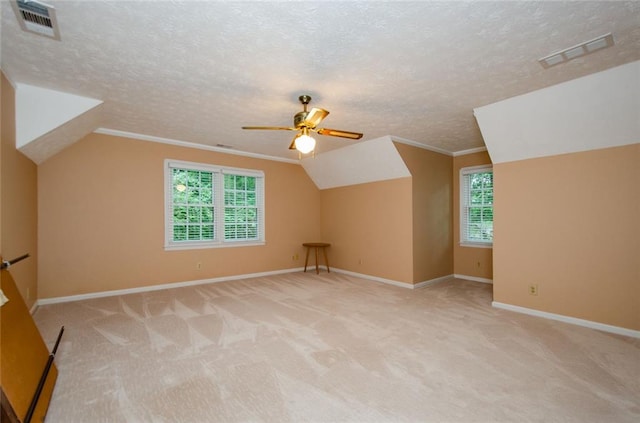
[196,262,202,270]
[528,284,538,296]
[292,253,299,261]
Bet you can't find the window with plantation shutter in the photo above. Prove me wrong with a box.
[223,171,261,242]
[165,160,265,250]
[460,165,493,247]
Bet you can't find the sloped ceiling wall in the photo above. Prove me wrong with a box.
[474,61,639,164]
[300,136,412,190]
[15,83,103,164]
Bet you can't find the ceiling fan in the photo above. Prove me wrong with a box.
[242,95,363,155]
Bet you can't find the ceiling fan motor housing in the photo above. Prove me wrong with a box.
[294,95,313,128]
[294,111,310,128]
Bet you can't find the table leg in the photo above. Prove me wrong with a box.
[304,246,310,272]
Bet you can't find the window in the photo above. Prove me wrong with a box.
[224,174,260,241]
[165,160,264,250]
[460,165,493,247]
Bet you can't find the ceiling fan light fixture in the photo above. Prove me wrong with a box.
[294,128,316,154]
[241,94,362,155]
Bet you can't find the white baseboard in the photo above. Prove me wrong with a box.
[37,267,306,306]
[36,266,447,306]
[454,274,493,284]
[302,265,329,273]
[331,268,413,288]
[414,274,454,288]
[332,268,453,290]
[35,267,639,340]
[492,301,640,339]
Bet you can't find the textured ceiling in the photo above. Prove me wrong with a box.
[2,1,639,161]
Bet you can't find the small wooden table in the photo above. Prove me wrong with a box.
[303,242,331,274]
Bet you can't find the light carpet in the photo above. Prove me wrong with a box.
[34,273,640,422]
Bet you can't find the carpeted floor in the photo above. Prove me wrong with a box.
[34,273,640,422]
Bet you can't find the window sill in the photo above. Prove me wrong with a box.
[460,242,493,249]
[165,240,265,251]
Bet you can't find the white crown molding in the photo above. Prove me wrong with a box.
[387,135,488,158]
[389,135,453,156]
[492,301,640,339]
[452,146,488,157]
[94,128,299,164]
[95,128,489,164]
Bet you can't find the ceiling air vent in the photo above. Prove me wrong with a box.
[11,0,61,40]
[538,33,614,69]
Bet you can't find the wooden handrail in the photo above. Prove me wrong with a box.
[1,254,30,270]
[24,326,65,423]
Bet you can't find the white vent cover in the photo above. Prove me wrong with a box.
[538,33,614,69]
[11,0,60,40]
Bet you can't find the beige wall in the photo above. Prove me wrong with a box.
[453,151,493,280]
[38,133,322,298]
[320,178,414,285]
[1,72,39,309]
[394,143,453,283]
[494,144,640,330]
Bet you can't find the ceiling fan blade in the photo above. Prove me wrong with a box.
[242,126,296,131]
[316,128,363,139]
[304,108,329,128]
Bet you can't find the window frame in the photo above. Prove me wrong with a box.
[164,159,265,251]
[460,165,493,248]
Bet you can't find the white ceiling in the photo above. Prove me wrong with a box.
[2,1,639,161]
